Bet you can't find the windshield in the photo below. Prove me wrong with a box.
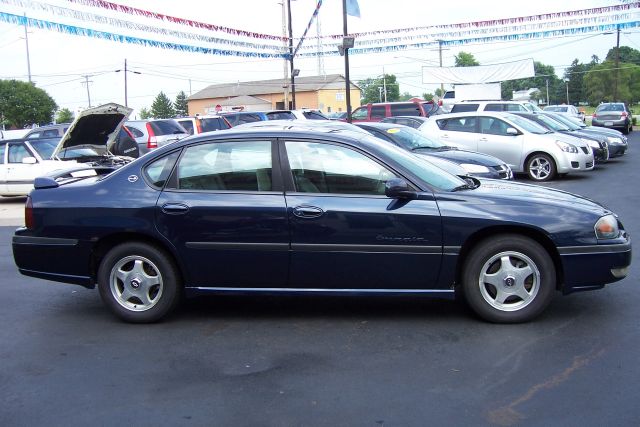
[533,114,570,131]
[504,114,549,134]
[545,113,581,130]
[544,106,567,113]
[360,134,465,191]
[525,103,544,112]
[383,127,446,150]
[29,139,59,159]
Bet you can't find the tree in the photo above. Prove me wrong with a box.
[0,79,58,128]
[358,74,401,104]
[564,59,590,105]
[422,92,435,102]
[605,46,640,65]
[139,107,152,119]
[454,51,479,67]
[174,91,189,117]
[584,61,640,105]
[500,61,561,103]
[150,92,175,119]
[56,108,74,123]
[398,92,416,101]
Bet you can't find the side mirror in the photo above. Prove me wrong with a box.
[506,127,519,136]
[22,156,37,164]
[385,178,417,200]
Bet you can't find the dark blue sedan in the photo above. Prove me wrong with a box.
[355,122,513,180]
[12,126,631,323]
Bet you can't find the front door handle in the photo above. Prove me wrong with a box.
[161,203,190,215]
[293,205,324,218]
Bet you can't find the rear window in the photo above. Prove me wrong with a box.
[302,111,329,120]
[597,104,624,112]
[149,120,186,136]
[201,118,230,132]
[267,111,296,120]
[450,103,479,113]
[443,91,455,99]
[483,104,504,112]
[178,120,195,135]
[390,103,421,116]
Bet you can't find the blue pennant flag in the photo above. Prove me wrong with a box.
[346,0,360,17]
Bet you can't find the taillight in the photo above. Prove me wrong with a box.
[592,113,597,118]
[621,111,628,118]
[146,122,158,149]
[196,119,203,134]
[25,196,34,229]
[438,99,443,106]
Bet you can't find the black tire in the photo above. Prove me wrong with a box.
[97,242,181,323]
[526,153,557,182]
[461,235,556,323]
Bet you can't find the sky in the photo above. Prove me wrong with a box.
[1,0,640,120]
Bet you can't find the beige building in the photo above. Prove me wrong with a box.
[187,74,361,115]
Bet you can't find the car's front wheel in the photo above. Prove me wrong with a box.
[526,153,556,182]
[462,235,556,323]
[98,242,181,323]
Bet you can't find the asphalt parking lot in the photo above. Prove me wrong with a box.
[1,136,639,426]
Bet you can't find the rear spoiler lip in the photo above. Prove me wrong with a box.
[33,165,115,190]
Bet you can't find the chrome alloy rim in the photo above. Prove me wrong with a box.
[109,255,163,312]
[529,157,552,180]
[478,251,540,312]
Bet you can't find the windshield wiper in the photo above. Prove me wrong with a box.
[451,182,476,192]
[411,146,436,151]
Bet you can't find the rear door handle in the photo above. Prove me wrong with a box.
[293,205,324,218]
[161,203,190,215]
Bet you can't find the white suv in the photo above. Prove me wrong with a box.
[420,112,594,181]
[451,101,543,114]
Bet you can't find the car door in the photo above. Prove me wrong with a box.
[282,139,443,290]
[155,139,289,289]
[5,141,41,195]
[476,117,523,169]
[435,116,479,150]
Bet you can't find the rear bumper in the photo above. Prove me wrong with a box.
[12,233,93,288]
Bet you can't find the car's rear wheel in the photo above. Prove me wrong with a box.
[98,242,181,323]
[462,235,556,323]
[526,153,556,182]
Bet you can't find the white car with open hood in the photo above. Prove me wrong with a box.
[0,103,137,196]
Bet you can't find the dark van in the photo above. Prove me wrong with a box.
[350,101,442,122]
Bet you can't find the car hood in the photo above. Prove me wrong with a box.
[461,179,609,215]
[418,148,502,166]
[52,103,133,160]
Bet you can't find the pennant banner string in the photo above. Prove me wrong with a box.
[0,12,288,58]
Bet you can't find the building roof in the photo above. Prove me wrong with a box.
[189,74,360,100]
[218,95,270,106]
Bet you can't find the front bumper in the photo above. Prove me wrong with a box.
[558,236,632,294]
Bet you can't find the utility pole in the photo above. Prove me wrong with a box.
[438,40,444,96]
[287,0,296,109]
[382,66,387,102]
[23,13,32,83]
[342,0,352,122]
[81,75,93,107]
[545,79,549,106]
[124,59,129,107]
[281,1,290,108]
[614,26,620,101]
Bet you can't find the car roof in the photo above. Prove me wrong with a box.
[356,122,411,130]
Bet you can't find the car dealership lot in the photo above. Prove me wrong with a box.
[0,135,639,425]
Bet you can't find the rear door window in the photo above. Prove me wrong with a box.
[390,103,420,116]
[175,140,272,191]
[370,106,386,119]
[438,117,477,133]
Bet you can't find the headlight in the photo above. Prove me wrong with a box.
[459,163,491,174]
[607,136,623,144]
[555,140,579,153]
[595,214,619,239]
[581,138,599,149]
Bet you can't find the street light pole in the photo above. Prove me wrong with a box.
[342,0,352,122]
[564,79,570,104]
[614,26,620,101]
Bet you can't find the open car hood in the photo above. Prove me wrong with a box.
[52,103,133,160]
